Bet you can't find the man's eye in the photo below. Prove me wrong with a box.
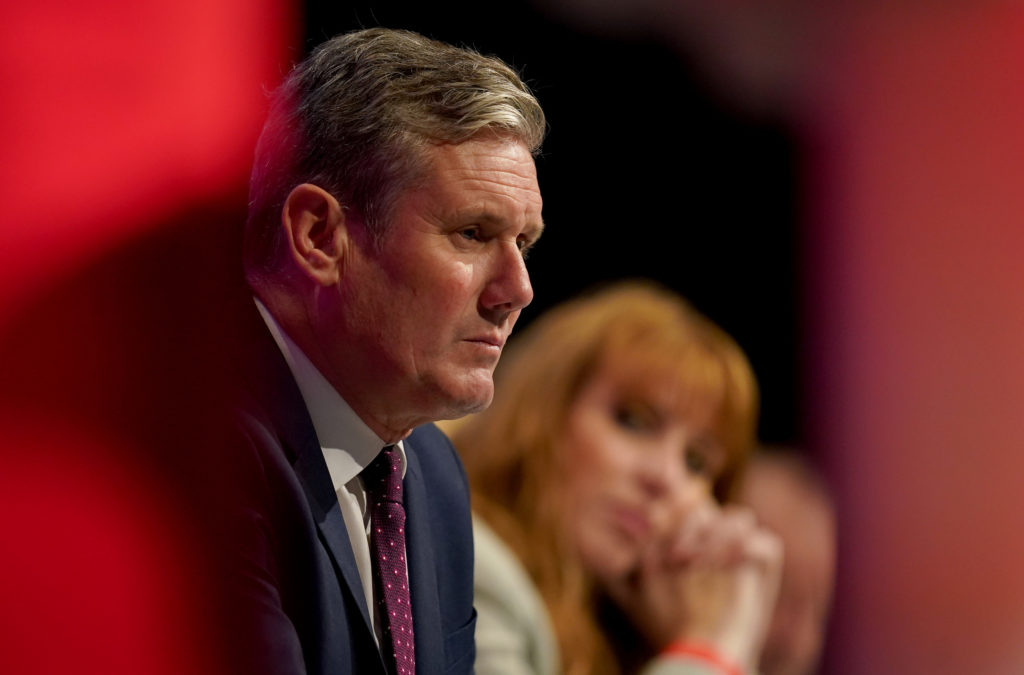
[459,227,481,241]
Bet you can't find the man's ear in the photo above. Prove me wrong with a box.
[281,183,348,286]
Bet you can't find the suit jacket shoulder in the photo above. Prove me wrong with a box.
[403,423,478,674]
[217,303,476,675]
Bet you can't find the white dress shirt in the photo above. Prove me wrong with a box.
[255,298,408,648]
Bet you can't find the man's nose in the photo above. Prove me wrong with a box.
[480,242,533,319]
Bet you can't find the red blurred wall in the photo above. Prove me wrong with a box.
[0,2,296,671]
[806,4,1024,673]
[0,0,296,322]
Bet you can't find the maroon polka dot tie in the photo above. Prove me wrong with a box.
[365,446,416,675]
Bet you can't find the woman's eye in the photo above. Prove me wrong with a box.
[684,439,723,479]
[684,447,709,475]
[613,403,656,432]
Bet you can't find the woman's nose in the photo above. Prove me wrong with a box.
[637,446,708,510]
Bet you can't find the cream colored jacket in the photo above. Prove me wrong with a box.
[472,515,726,675]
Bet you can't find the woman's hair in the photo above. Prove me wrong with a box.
[451,279,759,675]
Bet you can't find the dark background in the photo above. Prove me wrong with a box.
[302,1,805,446]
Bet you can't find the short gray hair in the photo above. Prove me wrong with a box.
[244,27,546,280]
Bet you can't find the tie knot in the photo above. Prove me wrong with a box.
[365,445,403,503]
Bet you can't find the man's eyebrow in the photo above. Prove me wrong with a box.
[451,207,511,222]
[524,219,545,242]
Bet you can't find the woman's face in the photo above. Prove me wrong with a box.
[557,365,726,584]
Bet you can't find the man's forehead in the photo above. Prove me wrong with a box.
[424,135,538,175]
[412,140,542,214]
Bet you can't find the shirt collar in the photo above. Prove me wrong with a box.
[254,297,408,488]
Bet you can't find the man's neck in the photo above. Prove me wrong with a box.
[253,292,417,443]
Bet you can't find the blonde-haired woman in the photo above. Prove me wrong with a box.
[446,280,782,675]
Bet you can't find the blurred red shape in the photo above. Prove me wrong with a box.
[0,0,296,324]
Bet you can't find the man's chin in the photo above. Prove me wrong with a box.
[433,380,494,420]
[442,393,493,420]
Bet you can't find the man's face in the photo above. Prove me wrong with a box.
[329,134,543,438]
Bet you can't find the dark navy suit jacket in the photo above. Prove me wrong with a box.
[220,302,477,675]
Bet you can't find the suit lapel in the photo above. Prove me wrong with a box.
[404,439,444,673]
[290,427,374,633]
[239,301,377,642]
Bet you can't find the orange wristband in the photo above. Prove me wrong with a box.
[661,641,743,675]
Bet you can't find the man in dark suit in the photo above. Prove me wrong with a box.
[219,27,547,675]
